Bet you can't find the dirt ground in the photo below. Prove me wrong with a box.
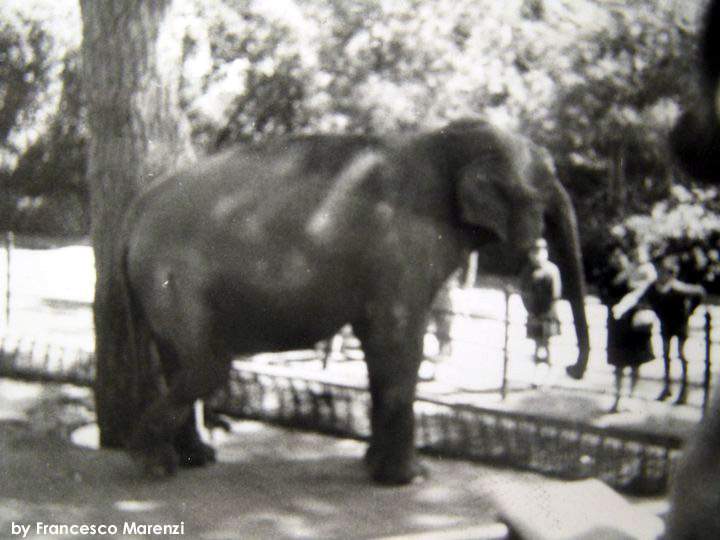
[0,379,515,540]
[0,380,669,540]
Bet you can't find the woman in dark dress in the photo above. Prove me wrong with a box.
[600,247,656,413]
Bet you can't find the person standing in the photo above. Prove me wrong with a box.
[520,238,562,386]
[643,255,706,404]
[611,241,660,341]
[603,246,656,413]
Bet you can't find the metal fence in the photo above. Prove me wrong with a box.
[0,237,717,406]
[0,334,95,385]
[212,364,683,495]
[0,239,710,495]
[425,284,720,411]
[0,335,684,495]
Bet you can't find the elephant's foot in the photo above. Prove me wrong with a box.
[175,437,217,467]
[364,443,380,468]
[132,443,180,478]
[657,387,671,401]
[129,422,180,478]
[369,458,427,486]
[565,364,585,380]
[364,445,426,485]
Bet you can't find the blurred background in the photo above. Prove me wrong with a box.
[1,0,718,290]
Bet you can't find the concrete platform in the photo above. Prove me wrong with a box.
[251,355,703,444]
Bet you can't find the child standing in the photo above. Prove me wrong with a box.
[521,238,562,386]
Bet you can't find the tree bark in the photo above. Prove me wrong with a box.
[80,0,194,447]
[608,143,624,214]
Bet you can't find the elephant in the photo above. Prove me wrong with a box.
[117,117,590,485]
[667,1,720,537]
[670,0,720,182]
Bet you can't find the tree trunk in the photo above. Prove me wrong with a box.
[80,0,195,447]
[608,142,627,216]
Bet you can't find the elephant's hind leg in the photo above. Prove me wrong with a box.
[173,404,217,467]
[129,332,230,477]
[128,397,189,477]
[154,340,217,468]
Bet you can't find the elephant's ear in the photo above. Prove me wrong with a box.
[457,165,510,243]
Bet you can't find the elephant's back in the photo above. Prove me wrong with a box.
[125,135,392,306]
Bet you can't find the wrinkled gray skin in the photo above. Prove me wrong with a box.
[120,118,589,485]
[667,0,720,537]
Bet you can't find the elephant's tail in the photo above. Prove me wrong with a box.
[117,233,141,418]
[108,201,159,446]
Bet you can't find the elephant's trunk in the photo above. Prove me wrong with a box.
[545,182,590,379]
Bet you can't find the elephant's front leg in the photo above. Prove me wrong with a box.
[357,314,426,485]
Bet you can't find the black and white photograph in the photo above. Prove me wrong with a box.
[0,0,719,538]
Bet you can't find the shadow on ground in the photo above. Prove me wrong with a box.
[498,389,702,441]
[0,380,507,539]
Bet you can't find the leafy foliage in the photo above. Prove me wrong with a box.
[3,0,718,288]
[0,1,82,234]
[4,52,88,236]
[191,0,714,290]
[612,185,720,292]
[0,14,53,166]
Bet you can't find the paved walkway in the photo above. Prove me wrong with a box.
[259,352,704,444]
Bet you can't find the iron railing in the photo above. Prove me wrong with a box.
[0,337,683,495]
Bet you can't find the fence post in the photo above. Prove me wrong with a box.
[501,286,511,400]
[704,306,712,415]
[4,231,12,329]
